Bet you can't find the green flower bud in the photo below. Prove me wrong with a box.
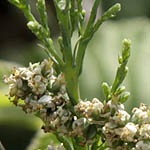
[122,39,131,64]
[102,3,121,21]
[102,82,111,100]
[119,92,130,103]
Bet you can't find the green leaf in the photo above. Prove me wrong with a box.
[86,125,97,140]
[56,133,74,150]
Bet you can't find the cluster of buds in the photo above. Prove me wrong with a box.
[4,59,74,134]
[4,59,55,102]
[4,60,150,149]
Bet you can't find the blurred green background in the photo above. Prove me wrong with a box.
[0,0,150,149]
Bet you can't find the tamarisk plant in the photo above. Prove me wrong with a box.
[4,0,150,150]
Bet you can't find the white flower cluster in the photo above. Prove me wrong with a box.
[75,98,104,119]
[4,59,74,134]
[4,60,150,149]
[132,103,150,124]
[4,59,55,103]
[75,99,150,149]
[104,103,150,150]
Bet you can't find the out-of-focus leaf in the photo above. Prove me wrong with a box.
[0,92,13,107]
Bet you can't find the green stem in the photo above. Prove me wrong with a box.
[76,3,121,77]
[64,67,80,105]
[85,0,102,31]
[76,37,91,76]
[23,9,36,22]
[44,38,65,69]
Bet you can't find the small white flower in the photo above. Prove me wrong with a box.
[47,145,54,150]
[139,103,147,111]
[132,107,150,123]
[107,100,117,111]
[113,109,130,123]
[118,103,125,110]
[34,75,41,82]
[75,98,103,118]
[135,140,150,150]
[121,122,138,142]
[132,108,147,119]
[33,66,41,74]
[92,98,104,112]
[139,124,150,139]
[102,122,118,135]
[38,95,52,104]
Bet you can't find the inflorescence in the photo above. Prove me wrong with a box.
[4,59,150,150]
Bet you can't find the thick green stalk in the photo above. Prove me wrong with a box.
[64,67,80,105]
[76,37,92,76]
[53,0,73,64]
[53,0,80,105]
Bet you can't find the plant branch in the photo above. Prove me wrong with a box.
[76,3,121,76]
[53,0,73,65]
[111,39,131,94]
